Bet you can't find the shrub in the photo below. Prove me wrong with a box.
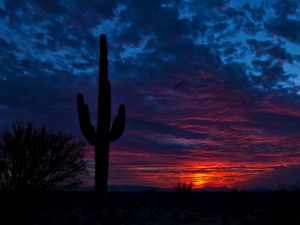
[0,122,86,190]
[174,182,193,192]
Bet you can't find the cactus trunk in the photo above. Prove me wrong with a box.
[95,142,109,193]
[77,34,126,194]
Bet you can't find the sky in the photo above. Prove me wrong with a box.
[0,0,300,189]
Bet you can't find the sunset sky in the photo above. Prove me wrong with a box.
[0,0,300,189]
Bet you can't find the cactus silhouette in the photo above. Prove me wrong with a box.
[76,34,126,194]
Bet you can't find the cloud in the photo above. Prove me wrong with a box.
[0,0,300,188]
[241,165,300,189]
[271,0,299,17]
[266,18,300,44]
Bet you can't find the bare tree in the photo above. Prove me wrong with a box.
[0,123,86,190]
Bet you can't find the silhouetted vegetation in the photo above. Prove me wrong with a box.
[0,122,86,190]
[174,182,193,192]
[77,34,126,194]
[230,185,245,193]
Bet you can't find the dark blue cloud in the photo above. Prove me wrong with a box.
[1,0,300,188]
[266,18,300,44]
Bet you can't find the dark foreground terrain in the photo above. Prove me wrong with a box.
[0,191,299,225]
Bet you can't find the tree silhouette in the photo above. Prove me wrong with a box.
[77,34,126,194]
[0,122,86,190]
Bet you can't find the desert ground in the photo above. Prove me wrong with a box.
[1,191,299,225]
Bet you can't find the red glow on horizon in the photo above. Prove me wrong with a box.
[83,145,300,189]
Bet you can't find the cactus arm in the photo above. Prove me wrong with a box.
[109,104,126,142]
[77,94,97,145]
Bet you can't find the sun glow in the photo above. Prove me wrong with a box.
[192,173,210,188]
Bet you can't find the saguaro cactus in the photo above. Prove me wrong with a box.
[76,34,126,194]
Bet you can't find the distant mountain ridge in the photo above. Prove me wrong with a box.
[77,185,236,192]
[76,185,276,192]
